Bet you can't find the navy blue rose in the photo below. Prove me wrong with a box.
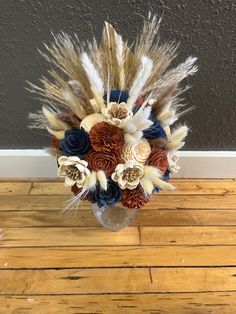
[60,128,91,157]
[103,89,129,103]
[143,120,166,140]
[90,180,122,208]
[162,169,170,182]
[149,109,157,122]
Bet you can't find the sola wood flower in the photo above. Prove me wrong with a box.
[80,113,106,132]
[121,138,151,164]
[112,160,144,190]
[60,128,90,158]
[89,122,124,152]
[102,102,133,127]
[147,148,168,173]
[57,156,90,187]
[167,152,180,173]
[122,185,149,209]
[86,150,123,176]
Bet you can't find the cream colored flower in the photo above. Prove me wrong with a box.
[80,113,106,132]
[57,156,90,188]
[111,160,144,190]
[102,102,133,127]
[167,152,180,173]
[122,138,151,164]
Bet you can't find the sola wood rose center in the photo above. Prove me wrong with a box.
[1,179,236,313]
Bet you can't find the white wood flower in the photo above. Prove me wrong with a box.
[167,152,180,173]
[80,113,106,132]
[57,156,90,187]
[111,160,144,190]
[102,102,133,127]
[121,138,151,165]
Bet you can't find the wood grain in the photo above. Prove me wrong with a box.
[1,268,236,294]
[1,292,236,314]
[0,182,32,195]
[1,209,236,227]
[1,227,140,247]
[1,179,236,313]
[140,226,236,245]
[1,194,236,210]
[31,179,236,195]
[1,246,236,268]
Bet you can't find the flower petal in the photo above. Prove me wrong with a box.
[64,176,76,187]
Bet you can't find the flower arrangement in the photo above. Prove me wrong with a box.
[28,14,197,213]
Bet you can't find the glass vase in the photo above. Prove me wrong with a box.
[91,203,139,231]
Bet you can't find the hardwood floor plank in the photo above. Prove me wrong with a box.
[1,194,236,210]
[150,267,236,292]
[31,181,69,195]
[0,227,139,247]
[140,226,236,245]
[1,246,236,268]
[1,292,236,314]
[135,209,236,226]
[0,268,150,294]
[1,268,236,294]
[30,179,236,195]
[2,209,236,227]
[0,182,32,195]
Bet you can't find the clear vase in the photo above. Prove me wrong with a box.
[91,203,139,231]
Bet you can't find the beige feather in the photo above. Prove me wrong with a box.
[152,177,175,190]
[143,165,175,191]
[140,177,154,194]
[42,106,70,130]
[82,171,97,193]
[62,88,87,119]
[97,171,108,191]
[167,126,189,151]
[46,127,65,140]
[158,110,178,127]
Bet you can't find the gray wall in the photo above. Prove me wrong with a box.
[0,0,235,150]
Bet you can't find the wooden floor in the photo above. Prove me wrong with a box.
[0,179,236,313]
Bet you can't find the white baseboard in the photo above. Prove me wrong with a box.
[0,150,235,179]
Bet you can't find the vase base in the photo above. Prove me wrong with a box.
[91,203,139,231]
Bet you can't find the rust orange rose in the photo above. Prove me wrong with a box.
[147,148,168,173]
[122,185,149,209]
[89,122,124,152]
[86,150,123,176]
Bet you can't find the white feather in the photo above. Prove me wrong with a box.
[127,56,153,108]
[143,166,175,191]
[168,126,189,143]
[167,126,189,151]
[144,166,162,179]
[123,104,153,145]
[115,33,125,89]
[159,110,178,127]
[80,52,104,97]
[83,171,97,192]
[97,171,108,191]
[61,171,98,215]
[116,34,123,64]
[140,177,154,194]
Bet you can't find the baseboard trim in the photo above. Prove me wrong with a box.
[0,149,235,179]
